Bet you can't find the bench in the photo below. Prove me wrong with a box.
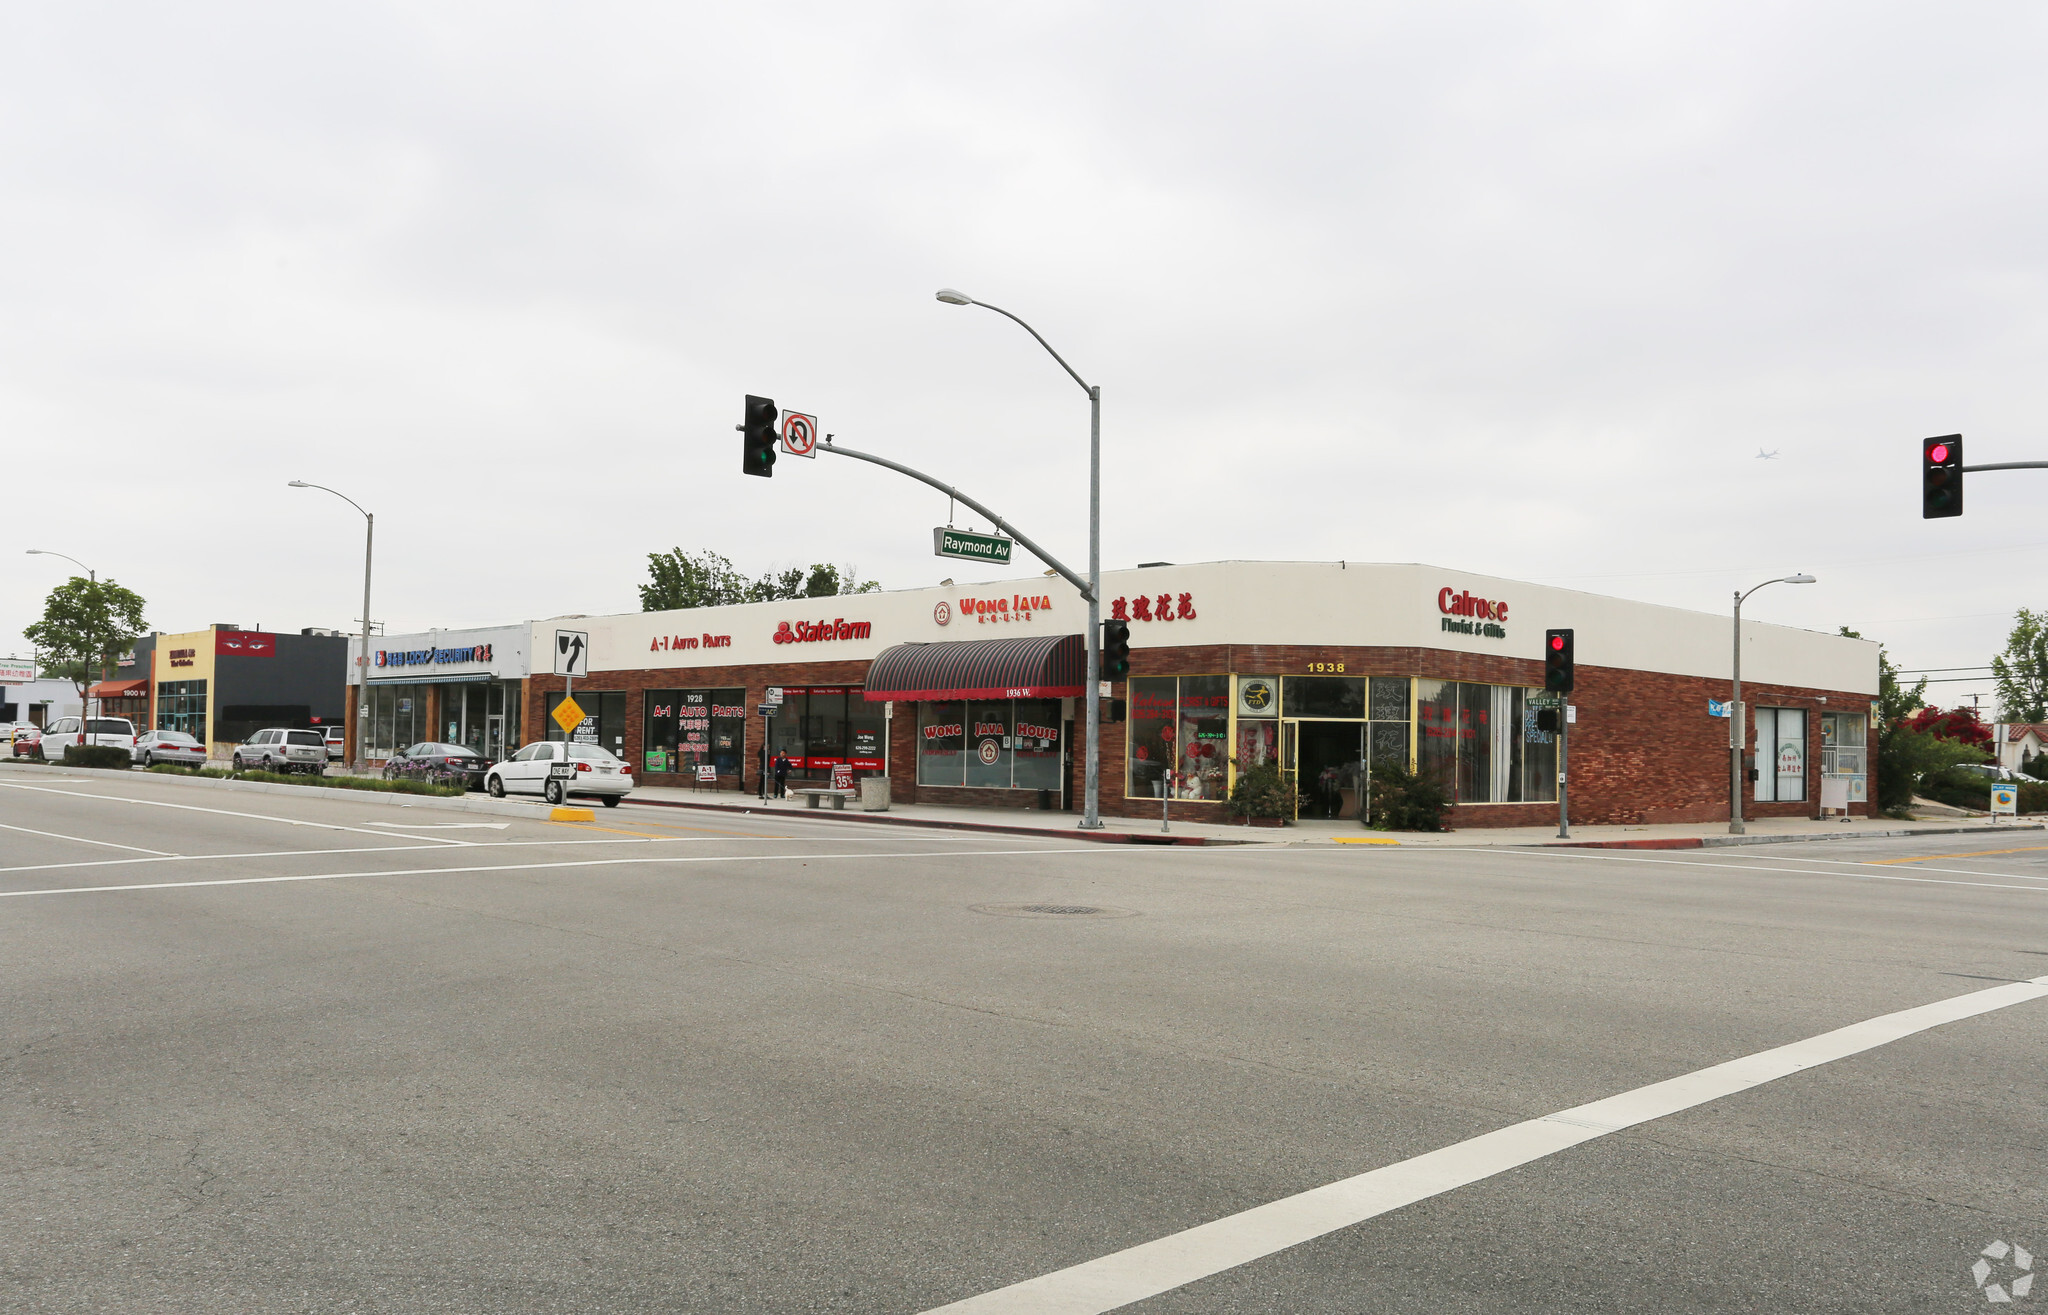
[798,788,858,810]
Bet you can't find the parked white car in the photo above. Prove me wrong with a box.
[135,730,208,769]
[231,728,329,774]
[486,741,633,807]
[40,716,137,762]
[322,725,347,761]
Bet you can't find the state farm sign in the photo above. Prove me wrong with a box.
[773,617,873,645]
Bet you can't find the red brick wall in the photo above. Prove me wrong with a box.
[530,640,1872,828]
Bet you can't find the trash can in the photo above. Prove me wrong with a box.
[860,777,891,812]
[1037,788,1054,811]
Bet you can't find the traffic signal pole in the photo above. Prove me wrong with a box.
[812,437,1104,827]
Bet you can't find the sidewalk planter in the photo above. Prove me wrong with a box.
[860,777,891,812]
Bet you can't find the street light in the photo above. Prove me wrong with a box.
[26,548,96,582]
[1729,572,1817,834]
[26,549,104,730]
[937,288,1106,830]
[289,481,374,774]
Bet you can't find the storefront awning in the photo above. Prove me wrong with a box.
[864,634,1086,702]
[88,679,149,699]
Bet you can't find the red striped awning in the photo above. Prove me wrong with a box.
[863,634,1085,702]
[88,679,149,699]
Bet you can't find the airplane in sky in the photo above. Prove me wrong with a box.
[1755,448,1779,460]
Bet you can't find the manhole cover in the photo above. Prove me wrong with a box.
[970,903,1139,920]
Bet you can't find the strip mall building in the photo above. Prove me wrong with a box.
[518,561,1879,827]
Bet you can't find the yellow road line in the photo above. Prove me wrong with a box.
[1868,845,2048,865]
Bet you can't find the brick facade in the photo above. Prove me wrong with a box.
[524,638,1873,828]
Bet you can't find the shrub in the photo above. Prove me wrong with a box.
[1366,760,1451,832]
[148,762,459,797]
[62,745,134,770]
[1228,760,1297,819]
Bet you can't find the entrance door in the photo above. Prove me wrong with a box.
[1293,722,1366,820]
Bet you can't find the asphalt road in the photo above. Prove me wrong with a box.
[3,763,2044,1313]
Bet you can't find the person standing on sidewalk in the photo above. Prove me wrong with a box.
[773,753,791,799]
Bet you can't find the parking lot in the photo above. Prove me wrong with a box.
[3,763,2044,1312]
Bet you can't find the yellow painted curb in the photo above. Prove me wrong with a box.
[1332,836,1399,844]
[549,806,596,822]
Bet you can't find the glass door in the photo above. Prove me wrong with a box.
[1281,720,1299,819]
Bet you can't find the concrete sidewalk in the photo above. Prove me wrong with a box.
[618,781,2046,849]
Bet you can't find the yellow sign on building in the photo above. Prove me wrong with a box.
[551,695,586,737]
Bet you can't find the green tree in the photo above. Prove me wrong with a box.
[640,549,878,612]
[1843,626,1993,813]
[1991,607,2048,722]
[23,577,148,717]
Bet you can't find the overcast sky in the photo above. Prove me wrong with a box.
[6,2,2044,710]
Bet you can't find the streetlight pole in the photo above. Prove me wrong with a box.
[289,482,374,775]
[1729,572,1817,834]
[25,549,103,730]
[936,289,1105,830]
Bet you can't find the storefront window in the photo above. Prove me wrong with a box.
[964,699,1012,787]
[918,701,966,785]
[546,691,626,758]
[1127,677,1177,799]
[1177,675,1230,801]
[644,687,746,777]
[1416,678,1457,788]
[848,698,886,771]
[1754,707,1807,802]
[1236,675,1280,776]
[1821,711,1867,803]
[1012,699,1062,792]
[157,679,209,737]
[1284,676,1365,719]
[1415,679,1553,804]
[366,684,427,760]
[919,697,1063,790]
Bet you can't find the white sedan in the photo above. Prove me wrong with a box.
[135,730,208,768]
[486,741,633,807]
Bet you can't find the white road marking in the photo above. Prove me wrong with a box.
[363,821,510,830]
[0,831,1079,877]
[922,972,2048,1314]
[0,847,1104,898]
[0,781,473,845]
[0,820,176,856]
[1476,846,2048,892]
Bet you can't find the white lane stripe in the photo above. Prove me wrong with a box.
[0,847,1103,898]
[923,972,2048,1314]
[1474,847,2048,892]
[0,819,177,856]
[0,780,473,846]
[0,831,1037,876]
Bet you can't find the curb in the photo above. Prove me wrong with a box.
[621,793,1248,845]
[0,763,555,820]
[1542,822,2046,851]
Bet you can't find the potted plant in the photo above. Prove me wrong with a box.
[1228,759,1296,826]
[1364,760,1451,831]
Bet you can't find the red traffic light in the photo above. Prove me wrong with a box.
[1927,442,1949,464]
[1549,635,1564,651]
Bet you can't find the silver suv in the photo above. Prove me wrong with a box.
[232,728,328,775]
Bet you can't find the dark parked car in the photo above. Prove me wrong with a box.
[384,742,494,791]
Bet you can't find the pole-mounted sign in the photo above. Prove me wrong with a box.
[554,630,588,677]
[780,411,818,458]
[933,527,1013,565]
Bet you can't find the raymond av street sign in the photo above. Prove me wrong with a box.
[934,527,1013,565]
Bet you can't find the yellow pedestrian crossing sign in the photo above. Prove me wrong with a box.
[551,695,586,737]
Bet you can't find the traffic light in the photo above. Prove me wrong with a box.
[742,395,778,478]
[1543,628,1575,693]
[1921,434,1962,518]
[1100,619,1131,681]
